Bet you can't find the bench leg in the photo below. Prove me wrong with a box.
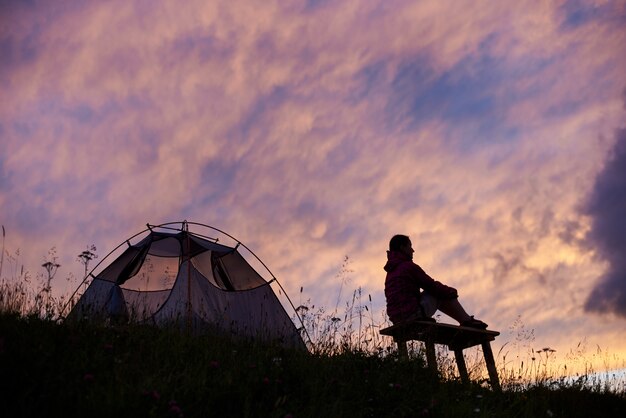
[454,348,469,384]
[481,342,501,391]
[425,340,437,374]
[397,340,409,360]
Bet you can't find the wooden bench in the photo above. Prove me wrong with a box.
[380,320,501,391]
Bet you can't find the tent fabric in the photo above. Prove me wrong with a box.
[69,228,305,349]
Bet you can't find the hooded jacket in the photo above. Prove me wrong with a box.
[384,251,458,324]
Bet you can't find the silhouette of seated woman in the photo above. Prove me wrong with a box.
[384,234,488,329]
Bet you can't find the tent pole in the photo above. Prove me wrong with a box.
[60,225,154,320]
[185,221,192,333]
[273,279,313,348]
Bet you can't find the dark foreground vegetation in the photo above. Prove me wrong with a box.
[1,314,625,418]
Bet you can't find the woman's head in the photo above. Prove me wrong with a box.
[389,234,414,259]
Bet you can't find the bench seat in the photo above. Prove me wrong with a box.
[380,320,501,390]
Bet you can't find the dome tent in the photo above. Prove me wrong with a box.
[67,221,306,349]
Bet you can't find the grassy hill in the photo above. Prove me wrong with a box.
[1,313,625,418]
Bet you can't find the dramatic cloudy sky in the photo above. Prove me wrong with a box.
[1,0,625,370]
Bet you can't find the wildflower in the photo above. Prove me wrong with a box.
[83,373,95,382]
[285,414,293,418]
[263,377,270,384]
[547,410,554,417]
[141,389,160,400]
[209,360,219,368]
[169,402,183,417]
[474,408,480,413]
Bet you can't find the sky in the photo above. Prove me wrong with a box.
[1,0,626,372]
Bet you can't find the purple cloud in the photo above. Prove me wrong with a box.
[584,125,626,317]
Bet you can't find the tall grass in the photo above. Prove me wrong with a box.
[291,284,626,398]
[0,246,79,321]
[1,247,625,417]
[2,259,625,393]
[2,279,625,417]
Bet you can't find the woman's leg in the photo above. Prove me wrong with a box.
[438,298,472,323]
[438,298,488,328]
